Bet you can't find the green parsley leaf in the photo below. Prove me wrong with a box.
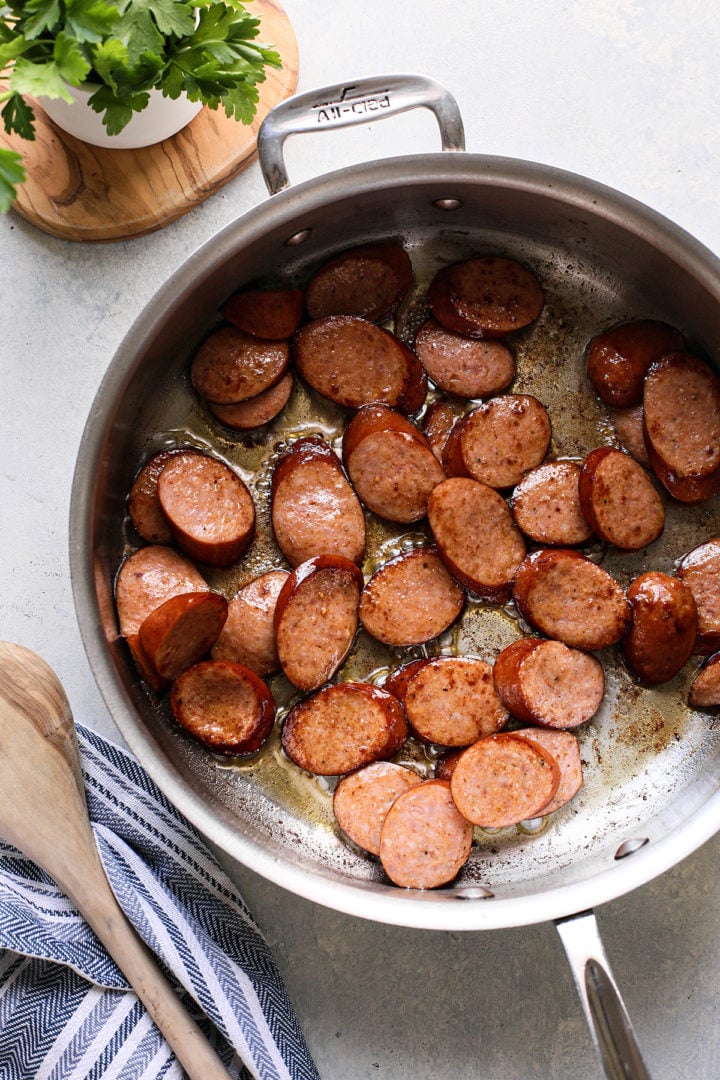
[87,81,150,133]
[21,0,62,40]
[221,80,258,124]
[0,145,25,212]
[90,37,128,90]
[1,92,35,139]
[54,30,92,85]
[144,0,195,39]
[10,56,75,101]
[65,0,121,44]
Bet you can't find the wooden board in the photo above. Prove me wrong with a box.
[0,0,298,241]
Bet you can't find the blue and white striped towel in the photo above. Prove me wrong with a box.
[0,724,320,1080]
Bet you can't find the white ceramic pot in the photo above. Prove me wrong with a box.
[40,83,203,149]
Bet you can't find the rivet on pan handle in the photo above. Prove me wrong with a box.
[257,73,466,195]
[555,910,652,1080]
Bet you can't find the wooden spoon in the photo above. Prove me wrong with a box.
[0,641,233,1079]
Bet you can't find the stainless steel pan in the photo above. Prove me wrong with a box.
[69,75,720,1079]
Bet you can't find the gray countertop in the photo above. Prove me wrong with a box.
[2,2,720,1077]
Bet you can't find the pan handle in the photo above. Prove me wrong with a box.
[555,910,652,1080]
[257,73,465,195]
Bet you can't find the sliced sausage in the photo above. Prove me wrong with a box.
[210,569,289,676]
[379,779,473,889]
[342,405,445,523]
[169,659,275,756]
[449,732,560,827]
[688,654,720,708]
[293,316,427,413]
[493,638,605,728]
[271,435,366,567]
[513,548,630,650]
[622,572,698,685]
[333,761,422,855]
[578,447,665,550]
[610,404,651,467]
[423,399,462,462]
[413,317,515,397]
[208,372,294,431]
[586,319,686,408]
[190,326,289,405]
[138,591,228,682]
[115,544,209,640]
[643,353,720,503]
[221,288,304,340]
[400,656,509,747]
[678,538,720,654]
[383,658,433,701]
[434,749,463,781]
[274,556,363,692]
[514,728,583,814]
[358,547,465,647]
[510,460,593,546]
[442,395,551,489]
[428,477,526,600]
[428,256,544,338]
[157,451,255,566]
[282,682,408,776]
[305,242,413,322]
[127,449,183,544]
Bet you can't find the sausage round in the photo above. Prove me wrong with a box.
[493,638,605,728]
[514,728,583,814]
[221,287,304,340]
[423,399,462,462]
[622,572,698,685]
[442,395,551,489]
[282,682,408,776]
[379,779,473,889]
[138,591,228,682]
[190,326,289,404]
[211,569,289,676]
[578,447,665,550]
[449,733,560,827]
[401,656,509,746]
[170,659,275,756]
[510,460,593,546]
[413,317,515,397]
[208,372,294,431]
[428,256,544,338]
[677,538,720,654]
[115,544,209,640]
[688,653,720,708]
[333,761,423,855]
[358,547,465,647]
[610,405,652,467]
[586,319,685,408]
[127,449,183,544]
[305,242,413,322]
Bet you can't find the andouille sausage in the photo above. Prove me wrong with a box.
[382,658,434,702]
[428,477,526,600]
[282,683,408,775]
[127,449,183,544]
[271,436,366,567]
[221,288,304,340]
[208,372,294,431]
[514,728,583,814]
[442,395,551,489]
[643,353,720,503]
[622,571,698,685]
[138,591,228,683]
[190,326,290,405]
[449,733,560,827]
[211,569,289,676]
[169,659,275,756]
[293,316,427,413]
[585,319,686,408]
[274,556,363,692]
[413,317,515,397]
[400,656,509,747]
[333,761,423,855]
[493,638,605,728]
[305,242,413,322]
[157,451,255,566]
[610,404,652,467]
[677,538,720,654]
[513,548,630,650]
[342,404,445,523]
[422,399,462,463]
[510,460,593,546]
[379,779,473,889]
[578,446,665,550]
[358,547,465,647]
[688,653,720,708]
[115,544,209,640]
[428,256,544,338]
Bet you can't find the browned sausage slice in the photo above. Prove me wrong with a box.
[274,556,363,692]
[211,569,289,676]
[293,316,427,413]
[305,243,413,322]
[610,405,651,467]
[413,318,515,397]
[379,779,473,889]
[513,549,630,650]
[342,405,445,523]
[358,547,465,647]
[622,572,698,685]
[157,451,255,566]
[422,399,462,462]
[510,460,593,546]
[429,256,544,338]
[383,658,433,701]
[428,477,526,600]
[333,761,423,855]
[169,659,275,756]
[493,638,605,728]
[271,436,366,567]
[442,395,551,489]
[678,538,720,654]
[282,682,408,775]
[514,728,583,814]
[688,653,720,707]
[221,288,304,340]
[586,320,686,408]
[127,449,183,544]
[138,591,228,682]
[208,372,294,431]
[401,656,509,746]
[643,353,720,503]
[190,326,290,405]
[578,447,665,550]
[450,732,560,827]
[115,544,209,640]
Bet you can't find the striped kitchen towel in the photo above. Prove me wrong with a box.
[0,724,319,1080]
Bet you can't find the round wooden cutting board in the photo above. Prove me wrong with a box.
[0,0,298,241]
